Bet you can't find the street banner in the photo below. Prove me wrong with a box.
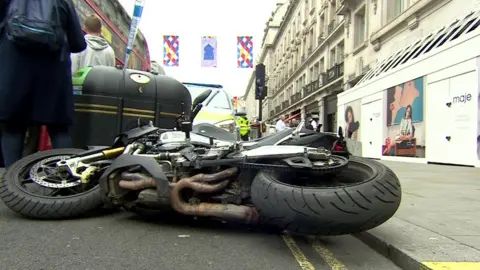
[163,35,180,67]
[237,36,253,68]
[201,36,217,68]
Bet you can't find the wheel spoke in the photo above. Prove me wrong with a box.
[19,178,33,185]
[49,189,62,196]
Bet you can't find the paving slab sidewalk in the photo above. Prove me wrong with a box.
[355,161,480,270]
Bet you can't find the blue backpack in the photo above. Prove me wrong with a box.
[1,0,65,52]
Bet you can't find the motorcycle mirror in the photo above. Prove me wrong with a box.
[192,89,212,108]
[338,126,344,139]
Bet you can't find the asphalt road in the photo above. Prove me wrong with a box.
[0,168,399,270]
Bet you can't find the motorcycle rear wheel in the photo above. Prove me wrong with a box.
[0,149,103,219]
[251,156,401,235]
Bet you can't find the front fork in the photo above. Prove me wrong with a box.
[55,146,131,178]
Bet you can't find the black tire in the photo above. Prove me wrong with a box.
[0,148,103,219]
[251,156,401,235]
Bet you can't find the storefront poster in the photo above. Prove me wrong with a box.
[344,100,361,141]
[382,77,426,158]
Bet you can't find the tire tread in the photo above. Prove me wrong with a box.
[251,157,402,235]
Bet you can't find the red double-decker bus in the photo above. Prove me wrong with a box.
[73,0,151,71]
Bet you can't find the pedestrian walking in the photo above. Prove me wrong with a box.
[71,14,115,74]
[0,0,87,167]
[275,115,286,132]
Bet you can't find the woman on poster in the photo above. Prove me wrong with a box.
[345,106,360,140]
[383,105,414,155]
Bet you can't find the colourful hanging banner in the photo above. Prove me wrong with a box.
[124,0,146,70]
[237,36,253,68]
[201,36,217,68]
[163,35,180,67]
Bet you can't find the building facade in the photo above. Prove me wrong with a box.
[243,0,345,131]
[337,3,480,167]
[244,0,479,134]
[242,2,289,119]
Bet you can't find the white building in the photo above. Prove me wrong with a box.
[244,0,480,136]
[243,0,346,131]
[338,4,480,167]
[242,2,289,120]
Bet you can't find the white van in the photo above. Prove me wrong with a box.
[183,83,237,133]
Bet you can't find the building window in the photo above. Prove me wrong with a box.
[329,0,336,22]
[336,41,344,62]
[309,67,314,82]
[305,0,309,19]
[329,48,336,67]
[354,6,366,48]
[319,57,325,73]
[302,37,307,58]
[309,28,315,49]
[292,21,296,38]
[297,12,301,32]
[319,14,325,36]
[386,0,405,23]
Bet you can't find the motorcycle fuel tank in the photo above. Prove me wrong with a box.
[71,66,192,148]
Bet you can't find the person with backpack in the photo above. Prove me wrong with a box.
[71,14,116,74]
[0,0,87,167]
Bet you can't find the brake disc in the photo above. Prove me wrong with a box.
[29,155,81,188]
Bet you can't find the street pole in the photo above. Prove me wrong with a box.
[258,98,262,138]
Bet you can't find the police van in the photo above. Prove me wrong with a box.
[182,83,238,133]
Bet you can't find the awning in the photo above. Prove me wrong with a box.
[286,113,301,122]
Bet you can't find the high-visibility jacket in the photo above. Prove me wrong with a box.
[236,117,251,136]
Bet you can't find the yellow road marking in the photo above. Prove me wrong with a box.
[282,235,316,270]
[310,238,348,270]
[422,262,480,270]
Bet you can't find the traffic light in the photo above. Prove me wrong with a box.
[255,64,266,100]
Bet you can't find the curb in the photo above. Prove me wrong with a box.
[354,231,431,270]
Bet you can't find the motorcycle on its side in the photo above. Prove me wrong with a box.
[0,90,401,235]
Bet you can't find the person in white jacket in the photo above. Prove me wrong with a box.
[71,14,115,74]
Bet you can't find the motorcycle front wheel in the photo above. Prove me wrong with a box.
[251,156,402,235]
[0,149,103,219]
